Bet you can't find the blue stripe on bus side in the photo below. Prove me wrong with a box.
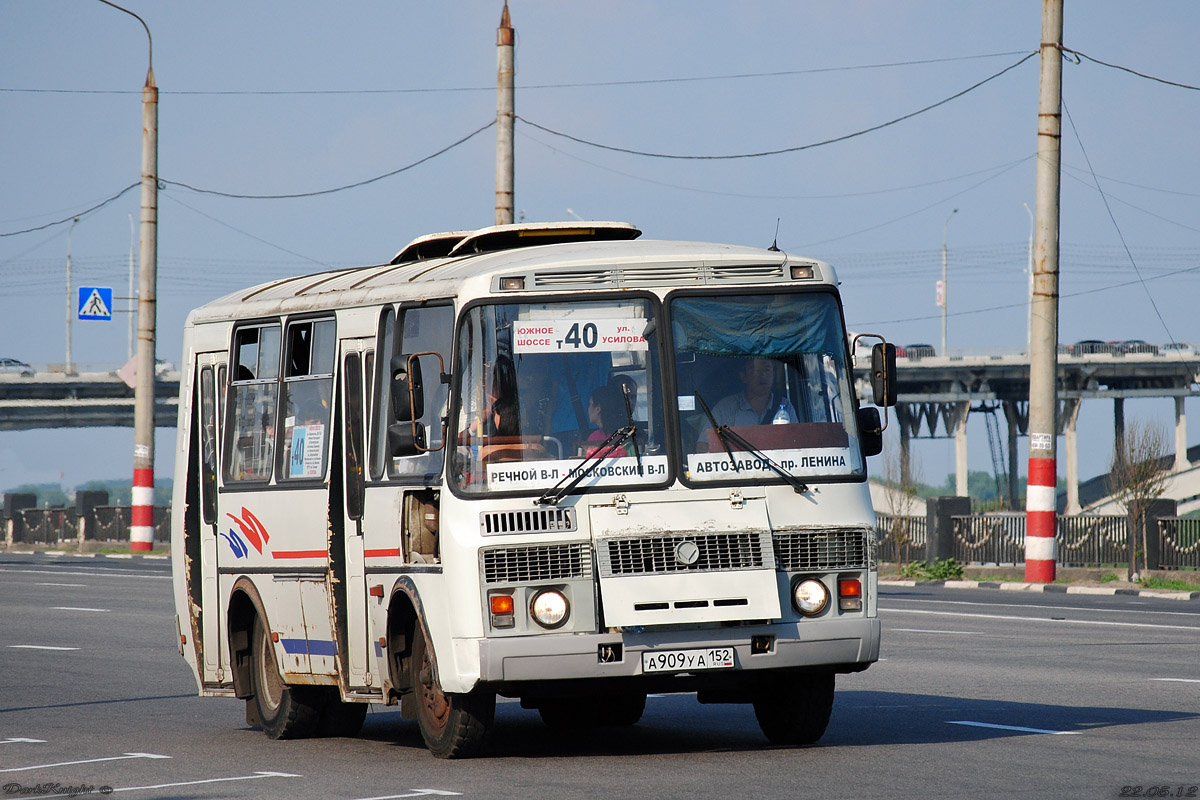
[279,638,337,656]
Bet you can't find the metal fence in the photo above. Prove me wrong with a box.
[6,505,170,545]
[878,512,1136,568]
[952,512,1027,565]
[1057,514,1129,567]
[1158,517,1200,571]
[875,513,927,563]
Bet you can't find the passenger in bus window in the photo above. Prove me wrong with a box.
[477,356,519,438]
[698,358,798,447]
[584,383,626,457]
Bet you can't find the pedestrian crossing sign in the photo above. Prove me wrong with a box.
[78,286,113,321]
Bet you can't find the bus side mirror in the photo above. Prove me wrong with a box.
[390,354,424,421]
[871,343,897,407]
[388,421,427,458]
[857,407,883,457]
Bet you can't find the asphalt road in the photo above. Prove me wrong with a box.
[1,553,1197,800]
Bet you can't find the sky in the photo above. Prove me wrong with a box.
[2,1,1198,495]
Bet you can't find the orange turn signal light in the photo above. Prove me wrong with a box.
[838,578,862,598]
[490,594,515,615]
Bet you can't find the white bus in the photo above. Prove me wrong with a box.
[170,221,896,758]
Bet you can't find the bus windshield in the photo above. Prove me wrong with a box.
[452,296,668,495]
[670,290,864,483]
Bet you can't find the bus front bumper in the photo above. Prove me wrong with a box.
[476,617,880,686]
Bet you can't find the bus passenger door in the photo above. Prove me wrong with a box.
[338,341,373,689]
[195,352,227,684]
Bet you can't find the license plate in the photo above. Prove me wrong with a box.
[641,647,735,673]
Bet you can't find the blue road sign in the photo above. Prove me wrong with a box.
[78,286,113,321]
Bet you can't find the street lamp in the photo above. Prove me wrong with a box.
[940,208,958,356]
[97,0,158,553]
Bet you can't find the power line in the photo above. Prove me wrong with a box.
[162,120,495,200]
[0,51,1035,96]
[1064,47,1200,92]
[0,183,138,237]
[517,52,1037,160]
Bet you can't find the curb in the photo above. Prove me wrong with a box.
[881,578,1200,601]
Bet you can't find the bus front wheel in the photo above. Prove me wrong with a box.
[411,624,494,758]
[752,672,835,746]
[250,615,322,739]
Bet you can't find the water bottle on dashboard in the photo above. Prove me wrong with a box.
[772,402,790,425]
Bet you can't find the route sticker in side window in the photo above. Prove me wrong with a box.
[513,319,649,353]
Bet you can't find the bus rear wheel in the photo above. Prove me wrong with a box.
[411,624,494,758]
[250,615,322,739]
[752,672,835,746]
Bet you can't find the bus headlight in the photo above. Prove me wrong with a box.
[792,578,829,616]
[529,589,569,629]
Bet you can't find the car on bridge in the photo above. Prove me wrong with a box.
[0,357,35,377]
[1119,339,1159,354]
[903,343,936,360]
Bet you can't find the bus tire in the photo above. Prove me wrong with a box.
[250,615,322,740]
[537,693,646,729]
[412,624,494,758]
[752,672,835,746]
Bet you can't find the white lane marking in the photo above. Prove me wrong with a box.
[1151,678,1200,683]
[891,628,982,635]
[51,607,109,612]
[17,771,301,800]
[0,752,170,773]
[948,720,1081,735]
[0,738,46,744]
[0,567,170,581]
[355,790,462,800]
[7,645,79,651]
[883,608,1200,631]
[883,596,1200,618]
[35,582,86,587]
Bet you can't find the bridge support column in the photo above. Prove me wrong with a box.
[954,402,969,497]
[1063,398,1082,514]
[1007,412,1019,508]
[1175,396,1189,471]
[1113,397,1125,466]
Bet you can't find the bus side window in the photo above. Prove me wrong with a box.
[225,323,280,482]
[278,318,336,481]
[199,366,217,524]
[386,304,453,482]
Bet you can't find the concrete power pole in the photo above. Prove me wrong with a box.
[1025,0,1064,583]
[132,25,158,552]
[495,1,515,225]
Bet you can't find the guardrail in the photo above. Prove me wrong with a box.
[4,505,170,546]
[876,511,1189,569]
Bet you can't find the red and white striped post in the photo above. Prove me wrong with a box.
[1025,449,1057,582]
[131,466,155,552]
[1024,0,1063,583]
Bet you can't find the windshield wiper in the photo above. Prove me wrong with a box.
[619,380,644,477]
[695,391,809,494]
[535,424,637,506]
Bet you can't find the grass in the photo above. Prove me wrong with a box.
[1139,576,1200,592]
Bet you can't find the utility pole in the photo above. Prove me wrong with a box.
[940,208,957,356]
[495,1,515,225]
[1025,0,1064,583]
[66,217,79,375]
[99,0,158,552]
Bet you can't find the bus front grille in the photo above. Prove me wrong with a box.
[772,527,871,571]
[598,531,773,577]
[481,543,593,584]
[480,507,577,535]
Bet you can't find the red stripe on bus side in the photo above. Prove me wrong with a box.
[271,550,328,559]
[364,548,401,558]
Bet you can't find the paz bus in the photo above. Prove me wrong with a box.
[170,221,896,758]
